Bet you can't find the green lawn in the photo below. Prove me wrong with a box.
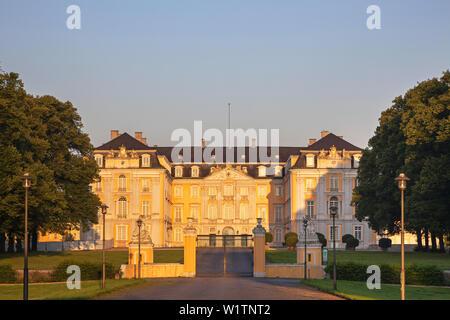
[0,279,147,300]
[302,279,450,300]
[0,249,184,270]
[266,249,450,270]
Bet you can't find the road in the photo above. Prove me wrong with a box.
[102,277,343,300]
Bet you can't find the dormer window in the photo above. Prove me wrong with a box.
[191,166,199,177]
[274,166,283,177]
[306,154,315,168]
[258,166,266,177]
[142,154,150,167]
[175,166,183,177]
[95,154,103,167]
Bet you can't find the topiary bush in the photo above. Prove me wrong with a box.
[316,232,327,248]
[342,234,359,250]
[379,238,392,250]
[0,265,17,283]
[342,234,354,243]
[285,232,298,248]
[265,232,273,244]
[52,260,116,282]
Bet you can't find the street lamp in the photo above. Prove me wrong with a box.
[136,217,143,279]
[302,217,309,280]
[100,203,108,289]
[330,204,338,291]
[21,173,32,301]
[395,173,409,301]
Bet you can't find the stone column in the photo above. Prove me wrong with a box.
[252,218,266,277]
[183,218,197,277]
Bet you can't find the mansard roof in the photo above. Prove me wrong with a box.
[303,133,362,151]
[96,133,152,151]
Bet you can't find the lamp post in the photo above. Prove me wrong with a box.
[395,173,409,301]
[100,204,108,289]
[136,217,143,279]
[302,217,309,280]
[330,204,338,290]
[21,173,32,301]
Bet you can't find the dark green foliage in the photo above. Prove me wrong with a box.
[342,234,354,243]
[265,232,273,244]
[284,232,298,247]
[379,238,392,249]
[0,265,16,283]
[316,232,327,248]
[52,260,116,282]
[325,262,445,286]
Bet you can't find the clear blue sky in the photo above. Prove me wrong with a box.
[1,0,449,148]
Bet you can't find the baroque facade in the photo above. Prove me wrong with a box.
[49,130,376,249]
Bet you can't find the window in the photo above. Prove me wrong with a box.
[329,196,339,216]
[191,166,199,177]
[240,187,248,196]
[257,206,267,220]
[223,204,234,220]
[95,155,103,167]
[190,206,199,219]
[306,200,315,218]
[354,225,362,241]
[240,203,249,220]
[116,225,128,241]
[274,166,283,177]
[142,200,150,217]
[258,185,267,197]
[275,229,282,242]
[118,175,126,191]
[174,185,183,198]
[306,155,315,167]
[175,207,182,222]
[95,179,102,192]
[224,184,233,196]
[328,225,341,242]
[175,166,183,177]
[329,175,339,191]
[258,166,266,177]
[191,185,199,198]
[142,154,150,167]
[117,197,128,219]
[275,206,282,222]
[208,187,216,196]
[142,179,150,192]
[305,178,315,192]
[275,185,283,197]
[175,228,182,242]
[208,204,217,220]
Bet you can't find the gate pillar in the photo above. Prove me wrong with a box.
[252,218,266,277]
[183,218,197,277]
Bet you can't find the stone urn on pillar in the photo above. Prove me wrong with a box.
[252,218,266,278]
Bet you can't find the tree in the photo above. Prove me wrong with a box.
[316,232,327,248]
[285,232,298,248]
[265,232,273,244]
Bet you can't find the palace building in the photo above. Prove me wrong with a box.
[54,129,374,249]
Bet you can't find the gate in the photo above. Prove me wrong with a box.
[196,235,253,277]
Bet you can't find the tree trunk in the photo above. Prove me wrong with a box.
[424,228,429,251]
[0,233,5,253]
[15,238,22,253]
[31,228,38,252]
[415,229,423,251]
[438,234,446,253]
[7,232,14,253]
[430,232,437,252]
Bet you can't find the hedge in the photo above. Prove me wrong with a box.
[0,265,17,283]
[325,262,445,286]
[52,260,117,282]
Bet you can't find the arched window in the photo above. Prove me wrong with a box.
[329,196,339,216]
[117,197,128,219]
[118,175,126,191]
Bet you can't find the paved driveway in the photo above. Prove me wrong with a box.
[103,277,342,300]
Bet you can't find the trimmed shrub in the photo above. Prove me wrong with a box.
[316,232,327,248]
[342,234,354,243]
[379,238,392,249]
[0,265,16,283]
[342,234,359,249]
[52,260,116,282]
[265,232,273,244]
[285,232,298,248]
[325,262,445,286]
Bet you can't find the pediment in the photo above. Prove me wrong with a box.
[205,166,253,181]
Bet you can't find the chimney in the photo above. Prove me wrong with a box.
[201,139,205,149]
[321,130,329,138]
[110,130,119,140]
[251,138,256,148]
[135,132,142,140]
[141,138,147,145]
[309,138,317,146]
[338,136,343,140]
